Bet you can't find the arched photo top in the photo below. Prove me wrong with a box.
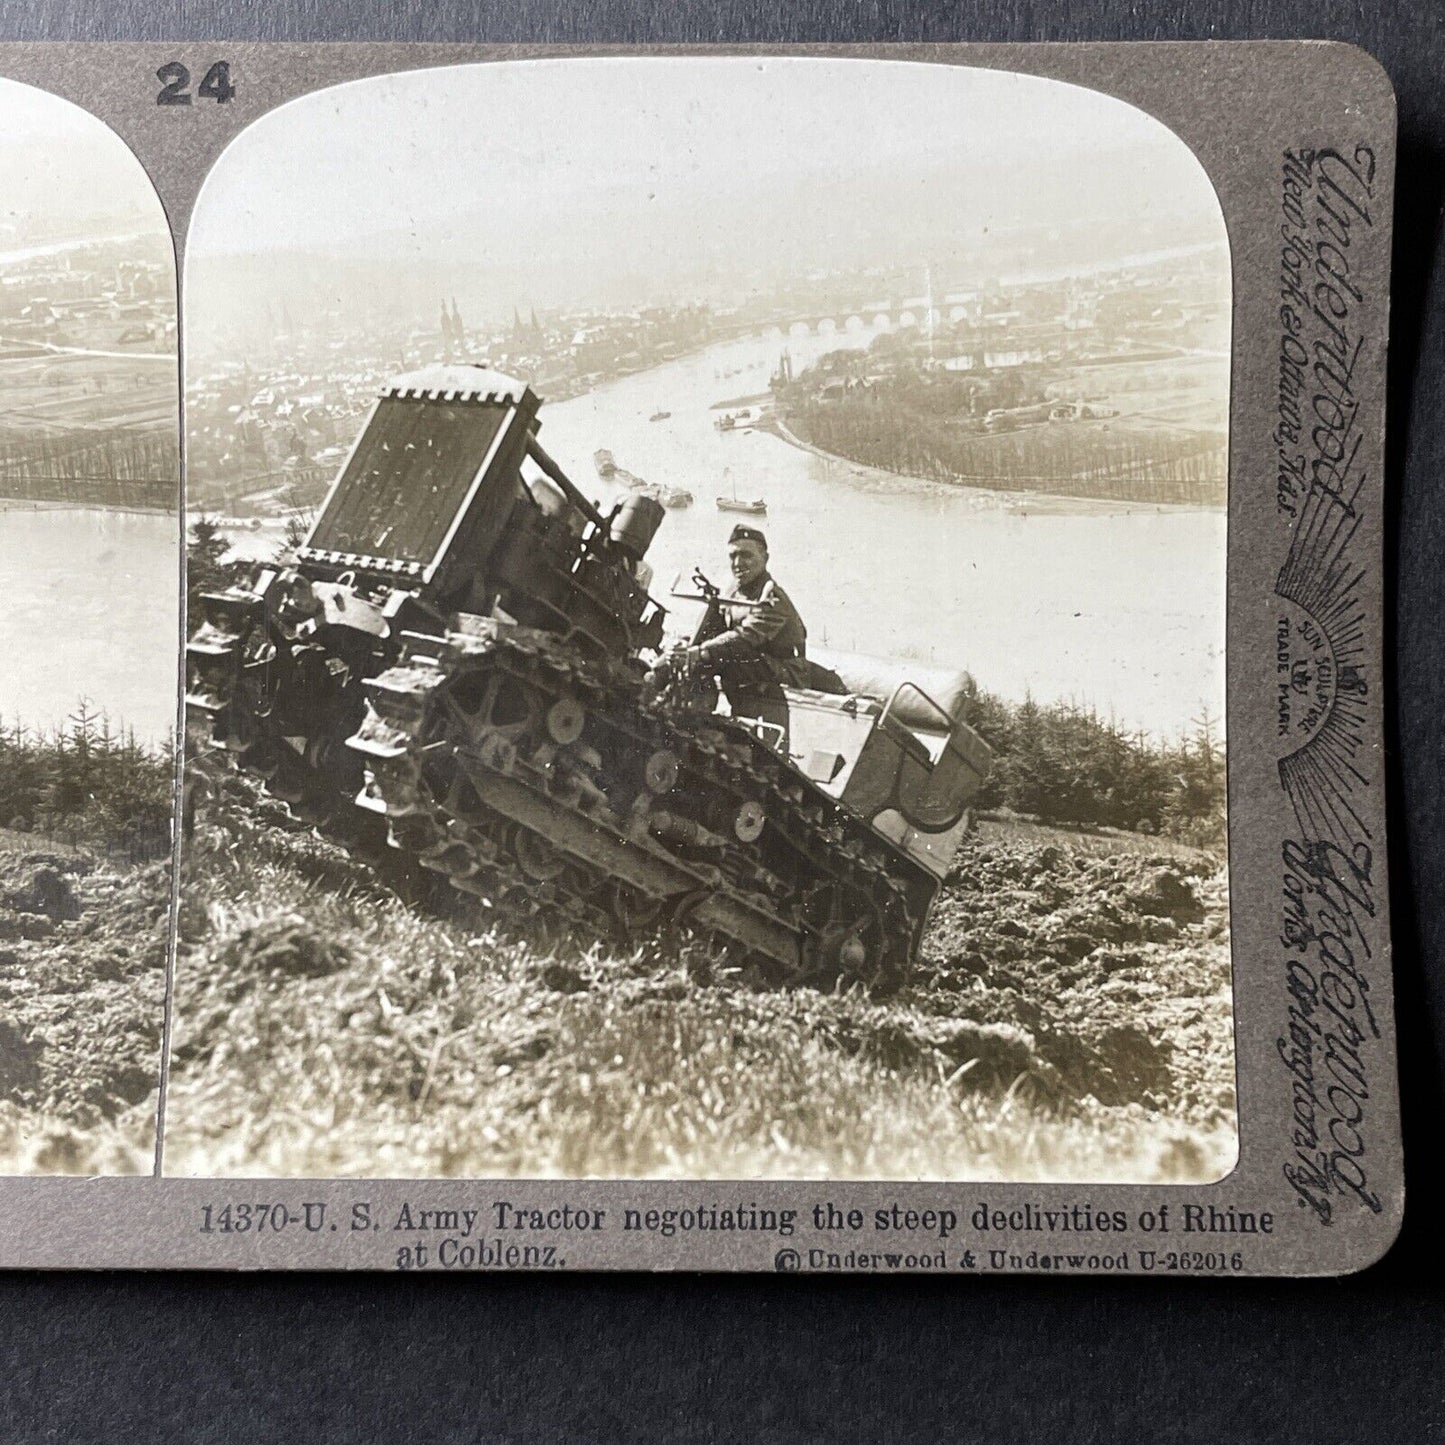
[0,74,178,1180]
[0,74,174,263]
[173,56,1238,1190]
[0,73,180,743]
[185,56,1229,362]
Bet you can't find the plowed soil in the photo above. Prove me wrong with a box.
[0,836,167,1174]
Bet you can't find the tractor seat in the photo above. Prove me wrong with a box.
[806,647,976,732]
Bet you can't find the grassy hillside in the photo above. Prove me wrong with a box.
[165,786,1236,1183]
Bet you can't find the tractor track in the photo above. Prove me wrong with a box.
[351,621,925,989]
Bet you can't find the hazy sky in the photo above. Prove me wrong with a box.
[188,58,1228,321]
[0,77,166,246]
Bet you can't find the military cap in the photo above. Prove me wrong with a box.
[727,523,768,550]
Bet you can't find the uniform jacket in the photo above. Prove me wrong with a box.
[695,570,807,665]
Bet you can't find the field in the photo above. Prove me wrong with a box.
[786,348,1229,507]
[0,833,167,1174]
[163,789,1237,1183]
[0,349,174,442]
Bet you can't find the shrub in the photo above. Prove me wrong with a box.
[967,691,1224,846]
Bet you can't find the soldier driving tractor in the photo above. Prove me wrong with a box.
[652,523,826,730]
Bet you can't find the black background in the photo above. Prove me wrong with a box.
[3,3,1443,1440]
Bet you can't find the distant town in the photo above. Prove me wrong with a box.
[186,244,1228,517]
[185,298,716,513]
[0,232,178,511]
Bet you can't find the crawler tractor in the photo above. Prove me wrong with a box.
[187,365,992,988]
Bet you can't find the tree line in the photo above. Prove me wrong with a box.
[0,428,179,509]
[967,690,1226,850]
[0,704,173,860]
[791,396,1226,507]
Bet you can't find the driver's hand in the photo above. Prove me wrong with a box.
[654,644,703,681]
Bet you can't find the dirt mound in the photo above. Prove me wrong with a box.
[913,835,1231,1120]
[821,1010,1039,1084]
[215,914,351,981]
[0,1017,43,1095]
[166,808,1235,1182]
[0,846,167,1137]
[3,859,83,921]
[1125,866,1206,924]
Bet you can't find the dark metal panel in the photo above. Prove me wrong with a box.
[307,396,507,563]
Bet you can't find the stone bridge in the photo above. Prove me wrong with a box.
[747,301,972,339]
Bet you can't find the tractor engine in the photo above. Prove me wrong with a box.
[187,366,665,820]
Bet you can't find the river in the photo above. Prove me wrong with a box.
[218,329,1226,740]
[2,329,1222,760]
[541,331,1225,739]
[0,504,179,745]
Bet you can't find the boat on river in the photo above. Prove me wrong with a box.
[716,466,765,515]
[633,480,692,509]
[597,452,649,491]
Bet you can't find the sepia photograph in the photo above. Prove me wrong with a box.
[0,77,178,1174]
[167,57,1235,1183]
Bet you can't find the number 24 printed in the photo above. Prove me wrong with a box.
[156,61,236,106]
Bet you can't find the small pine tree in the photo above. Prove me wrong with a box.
[187,515,247,617]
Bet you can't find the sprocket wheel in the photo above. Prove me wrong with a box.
[802,882,891,992]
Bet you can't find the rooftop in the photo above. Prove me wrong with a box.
[380,363,532,405]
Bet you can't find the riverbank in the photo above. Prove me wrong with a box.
[1,496,176,517]
[1,505,179,745]
[192,325,1225,740]
[201,512,293,564]
[767,412,1221,516]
